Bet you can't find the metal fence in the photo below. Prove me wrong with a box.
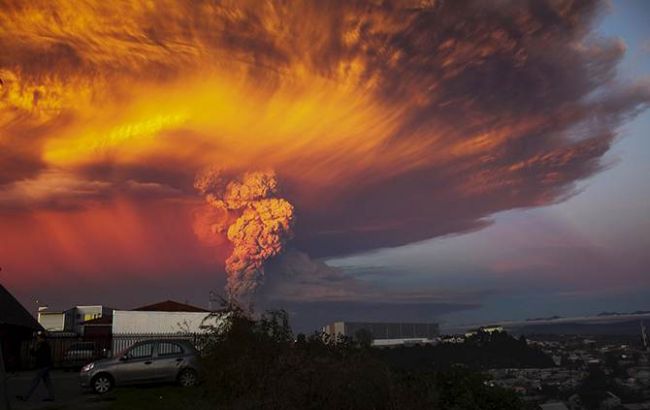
[111,333,207,357]
[20,332,206,369]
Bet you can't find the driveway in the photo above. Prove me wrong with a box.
[4,370,110,410]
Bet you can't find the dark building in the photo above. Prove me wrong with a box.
[0,284,42,370]
[322,321,439,346]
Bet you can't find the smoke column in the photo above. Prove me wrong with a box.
[194,167,295,300]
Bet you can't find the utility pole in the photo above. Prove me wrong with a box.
[642,321,649,352]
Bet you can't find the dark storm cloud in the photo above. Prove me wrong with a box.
[1,0,648,280]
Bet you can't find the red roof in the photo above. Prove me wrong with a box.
[132,300,209,313]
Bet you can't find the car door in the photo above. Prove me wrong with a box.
[152,341,186,382]
[112,341,157,385]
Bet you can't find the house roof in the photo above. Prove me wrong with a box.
[132,300,209,313]
[0,284,42,330]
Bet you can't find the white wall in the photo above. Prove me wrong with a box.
[112,310,219,334]
[38,312,65,332]
[64,306,109,334]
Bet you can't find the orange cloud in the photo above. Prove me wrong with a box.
[1,0,649,285]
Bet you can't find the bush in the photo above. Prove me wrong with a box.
[199,301,524,409]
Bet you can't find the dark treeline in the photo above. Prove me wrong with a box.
[379,331,555,371]
[195,303,529,410]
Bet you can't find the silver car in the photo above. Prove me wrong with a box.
[64,342,105,368]
[80,339,201,394]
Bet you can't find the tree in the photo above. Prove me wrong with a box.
[198,301,524,409]
[354,328,374,348]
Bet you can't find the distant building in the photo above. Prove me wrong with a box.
[481,325,504,333]
[322,321,439,347]
[440,335,465,344]
[110,300,219,353]
[37,305,113,334]
[465,325,504,338]
[67,305,114,334]
[37,307,67,332]
[0,284,42,370]
[112,300,214,334]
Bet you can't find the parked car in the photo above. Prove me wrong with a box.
[64,342,100,368]
[80,339,201,394]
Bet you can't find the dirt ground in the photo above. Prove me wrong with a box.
[5,369,111,410]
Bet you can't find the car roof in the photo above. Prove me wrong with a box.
[130,339,194,347]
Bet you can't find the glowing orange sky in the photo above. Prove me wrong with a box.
[1,0,648,299]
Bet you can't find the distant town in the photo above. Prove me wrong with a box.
[3,283,650,409]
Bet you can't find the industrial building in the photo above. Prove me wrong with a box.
[322,321,439,347]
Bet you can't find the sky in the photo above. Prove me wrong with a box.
[0,0,648,332]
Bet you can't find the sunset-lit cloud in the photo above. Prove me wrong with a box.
[1,0,649,301]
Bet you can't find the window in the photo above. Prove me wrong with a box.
[127,343,153,359]
[158,342,183,357]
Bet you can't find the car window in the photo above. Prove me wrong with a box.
[127,343,153,359]
[158,342,183,357]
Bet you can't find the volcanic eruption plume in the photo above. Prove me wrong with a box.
[1,0,650,302]
[194,167,295,300]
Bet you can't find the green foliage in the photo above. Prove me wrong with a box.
[353,328,374,348]
[198,301,525,409]
[576,367,611,409]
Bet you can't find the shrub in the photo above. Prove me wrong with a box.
[199,301,524,409]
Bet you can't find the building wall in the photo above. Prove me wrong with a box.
[112,310,218,334]
[38,312,65,332]
[110,311,221,354]
[66,306,113,334]
[324,321,439,340]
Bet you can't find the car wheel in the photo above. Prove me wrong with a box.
[91,374,113,394]
[178,369,198,387]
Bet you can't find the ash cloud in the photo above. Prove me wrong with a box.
[194,168,295,299]
[0,0,649,297]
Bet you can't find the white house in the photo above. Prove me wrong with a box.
[37,307,67,332]
[69,306,113,334]
[112,310,216,334]
[110,300,222,353]
[38,305,113,334]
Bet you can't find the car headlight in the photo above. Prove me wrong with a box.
[81,362,95,372]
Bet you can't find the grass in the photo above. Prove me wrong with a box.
[106,385,209,410]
